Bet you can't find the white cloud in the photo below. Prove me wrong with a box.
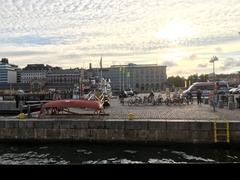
[0,0,239,75]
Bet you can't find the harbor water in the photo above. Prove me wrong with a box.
[0,143,239,164]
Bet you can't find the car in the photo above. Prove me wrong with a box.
[229,87,240,94]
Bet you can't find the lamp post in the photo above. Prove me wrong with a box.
[209,56,219,112]
[209,56,218,80]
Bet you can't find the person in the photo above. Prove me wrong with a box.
[157,93,163,104]
[197,89,202,105]
[14,94,19,108]
[236,94,240,108]
[148,90,154,103]
[119,91,125,105]
[186,90,193,104]
[172,89,178,100]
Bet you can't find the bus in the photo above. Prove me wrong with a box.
[183,81,229,97]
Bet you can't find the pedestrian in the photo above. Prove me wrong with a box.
[119,93,124,106]
[197,89,202,105]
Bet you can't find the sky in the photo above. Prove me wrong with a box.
[0,0,240,77]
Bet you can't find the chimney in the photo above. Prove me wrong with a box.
[89,63,92,70]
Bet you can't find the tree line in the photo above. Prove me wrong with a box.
[167,74,209,88]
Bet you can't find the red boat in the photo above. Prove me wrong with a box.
[38,99,104,118]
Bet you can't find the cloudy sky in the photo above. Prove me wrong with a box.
[0,0,240,77]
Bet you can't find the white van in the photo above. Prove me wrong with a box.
[183,81,229,97]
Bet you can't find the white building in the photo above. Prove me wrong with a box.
[87,63,167,94]
[20,64,51,83]
[0,58,18,84]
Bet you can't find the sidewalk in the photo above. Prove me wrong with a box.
[105,98,240,121]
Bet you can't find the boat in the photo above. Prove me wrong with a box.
[38,99,104,118]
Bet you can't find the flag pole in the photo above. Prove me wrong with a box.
[100,56,103,80]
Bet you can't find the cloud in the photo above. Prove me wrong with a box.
[0,50,55,57]
[0,0,239,75]
[0,35,64,45]
[198,63,208,68]
[223,57,240,67]
[161,60,177,67]
[215,47,222,52]
[189,54,197,60]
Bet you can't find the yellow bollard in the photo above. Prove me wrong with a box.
[128,112,136,120]
[19,113,25,120]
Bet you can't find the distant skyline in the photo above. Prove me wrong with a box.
[0,0,240,77]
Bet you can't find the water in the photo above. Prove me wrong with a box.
[0,143,239,164]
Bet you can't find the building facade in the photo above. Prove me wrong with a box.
[0,58,18,84]
[87,63,167,94]
[20,64,52,84]
[46,68,85,89]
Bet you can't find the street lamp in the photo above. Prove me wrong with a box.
[209,56,219,112]
[209,56,218,80]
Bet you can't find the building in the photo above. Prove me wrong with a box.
[87,63,167,94]
[20,64,53,84]
[0,58,18,84]
[46,68,85,90]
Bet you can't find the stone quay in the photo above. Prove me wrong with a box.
[0,97,240,144]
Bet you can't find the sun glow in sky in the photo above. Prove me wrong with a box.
[0,0,240,77]
[157,21,196,42]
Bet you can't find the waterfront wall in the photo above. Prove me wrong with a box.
[0,119,240,144]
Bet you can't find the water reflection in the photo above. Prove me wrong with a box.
[0,143,239,164]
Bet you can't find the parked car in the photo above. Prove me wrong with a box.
[229,85,240,94]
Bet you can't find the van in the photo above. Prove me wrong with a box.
[183,81,229,97]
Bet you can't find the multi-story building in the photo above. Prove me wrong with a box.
[20,64,52,84]
[46,68,85,89]
[0,58,18,84]
[87,63,167,94]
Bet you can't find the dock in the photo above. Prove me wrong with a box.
[0,98,239,144]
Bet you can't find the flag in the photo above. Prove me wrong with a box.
[100,57,102,69]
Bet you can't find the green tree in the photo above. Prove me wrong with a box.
[199,74,209,82]
[187,74,199,83]
[167,76,185,87]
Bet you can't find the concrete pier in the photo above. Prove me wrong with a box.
[0,118,239,144]
[0,98,239,144]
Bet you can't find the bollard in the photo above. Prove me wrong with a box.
[19,112,25,119]
[128,112,136,120]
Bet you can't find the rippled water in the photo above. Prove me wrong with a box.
[0,143,239,164]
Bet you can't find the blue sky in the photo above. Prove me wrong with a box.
[0,0,240,77]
